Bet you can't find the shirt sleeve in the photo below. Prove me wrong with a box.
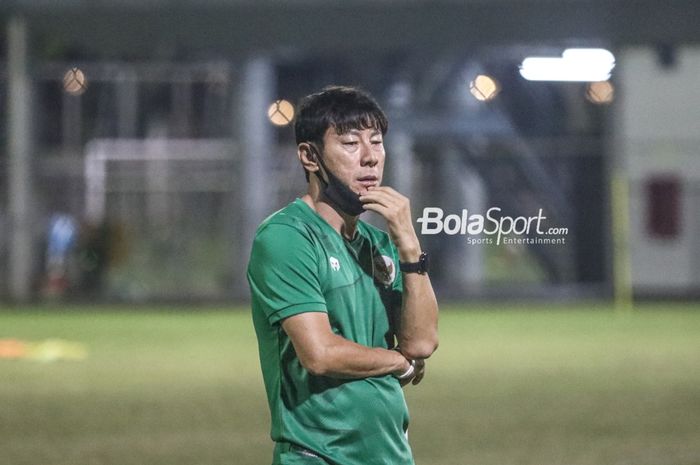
[247,222,327,325]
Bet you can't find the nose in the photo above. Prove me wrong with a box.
[360,141,379,166]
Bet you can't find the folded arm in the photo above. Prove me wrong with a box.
[281,311,412,379]
[360,186,439,360]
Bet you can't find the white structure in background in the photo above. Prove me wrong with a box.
[440,147,486,290]
[84,139,236,224]
[616,47,700,295]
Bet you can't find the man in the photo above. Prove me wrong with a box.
[247,85,439,465]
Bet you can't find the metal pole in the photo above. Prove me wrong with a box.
[386,82,416,200]
[7,16,35,302]
[116,66,138,138]
[611,174,633,313]
[609,51,634,313]
[236,55,274,297]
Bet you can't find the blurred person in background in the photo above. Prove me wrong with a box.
[42,213,78,297]
[247,86,438,465]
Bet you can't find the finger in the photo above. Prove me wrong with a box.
[412,367,425,385]
[362,186,403,202]
[362,184,403,198]
[412,361,426,385]
[368,185,400,197]
[361,202,392,217]
[360,194,408,222]
[359,191,398,209]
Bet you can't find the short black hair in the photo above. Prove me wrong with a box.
[294,86,388,181]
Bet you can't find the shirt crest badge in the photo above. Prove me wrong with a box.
[374,254,396,286]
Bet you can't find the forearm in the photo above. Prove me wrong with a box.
[394,239,439,360]
[310,334,409,379]
[398,271,439,360]
[282,312,410,379]
[349,185,440,362]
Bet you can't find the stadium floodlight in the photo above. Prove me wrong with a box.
[267,99,295,126]
[586,81,615,104]
[63,67,88,95]
[469,74,500,102]
[519,48,615,82]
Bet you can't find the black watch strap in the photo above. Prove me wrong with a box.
[399,251,429,275]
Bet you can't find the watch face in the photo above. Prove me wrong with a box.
[420,252,429,273]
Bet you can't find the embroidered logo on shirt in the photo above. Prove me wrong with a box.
[329,256,340,271]
[374,255,396,286]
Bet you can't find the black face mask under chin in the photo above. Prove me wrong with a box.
[314,155,365,217]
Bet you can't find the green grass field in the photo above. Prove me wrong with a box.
[1,303,699,465]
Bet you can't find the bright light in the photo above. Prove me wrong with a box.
[63,67,88,95]
[469,74,500,101]
[586,81,615,104]
[519,48,615,82]
[267,99,295,126]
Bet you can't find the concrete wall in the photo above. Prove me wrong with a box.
[617,46,700,293]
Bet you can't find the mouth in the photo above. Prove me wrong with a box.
[357,175,378,188]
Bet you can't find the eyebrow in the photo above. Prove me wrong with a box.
[339,129,381,137]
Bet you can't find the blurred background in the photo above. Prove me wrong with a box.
[0,0,698,303]
[1,2,699,465]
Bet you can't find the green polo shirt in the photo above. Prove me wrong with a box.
[247,198,413,465]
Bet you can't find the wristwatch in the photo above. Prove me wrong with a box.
[399,251,429,275]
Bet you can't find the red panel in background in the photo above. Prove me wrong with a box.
[647,175,682,238]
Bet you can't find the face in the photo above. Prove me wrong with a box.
[319,126,385,194]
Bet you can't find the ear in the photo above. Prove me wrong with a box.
[298,143,320,175]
